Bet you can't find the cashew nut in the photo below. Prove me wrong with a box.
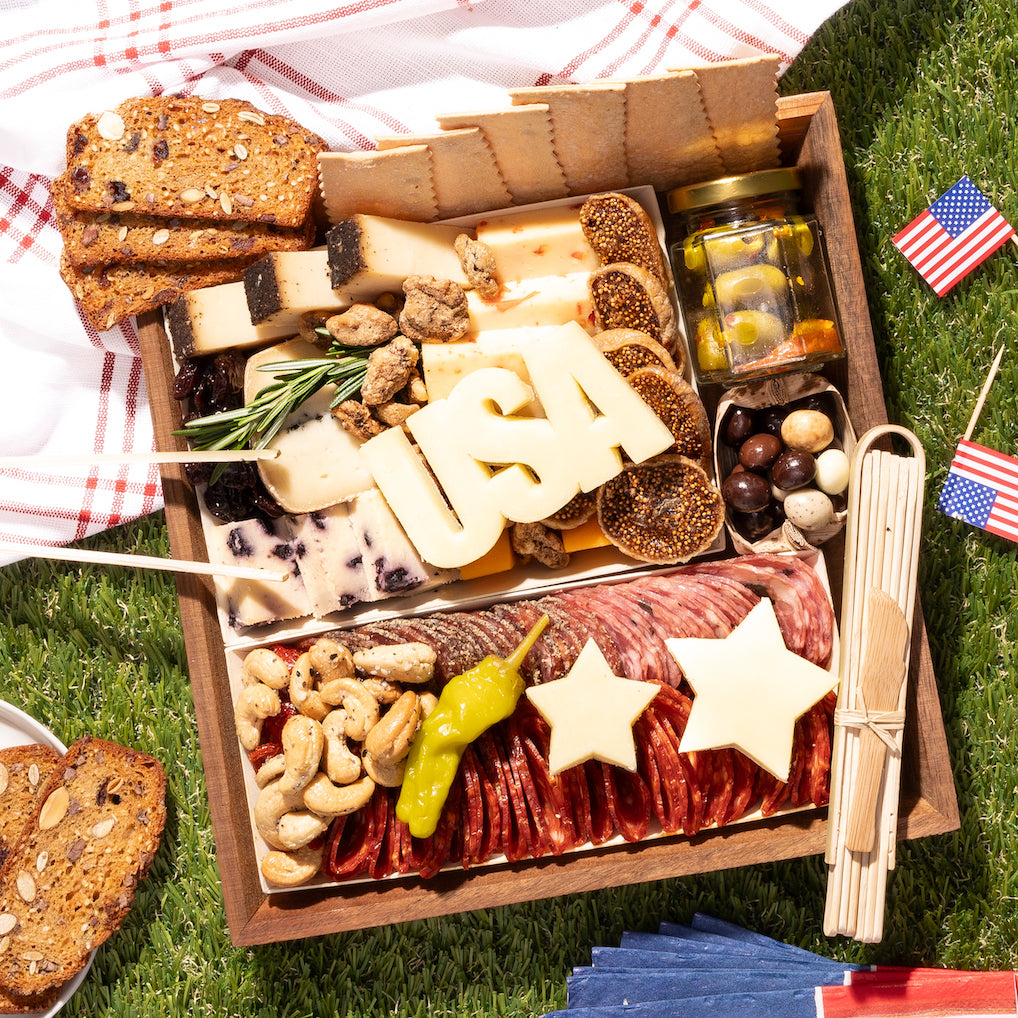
[254,752,286,789]
[420,692,439,718]
[234,682,281,752]
[363,752,406,788]
[320,677,380,741]
[353,643,437,684]
[321,710,362,786]
[308,636,355,682]
[278,715,324,796]
[241,648,290,690]
[261,845,323,887]
[362,676,401,704]
[302,772,375,817]
[254,779,328,851]
[364,691,421,765]
[289,652,328,721]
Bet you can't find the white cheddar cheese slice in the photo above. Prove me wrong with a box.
[465,274,595,337]
[666,599,838,781]
[165,280,296,360]
[526,639,658,774]
[204,517,310,630]
[475,204,600,281]
[244,338,375,513]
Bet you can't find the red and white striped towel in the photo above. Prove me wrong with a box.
[0,0,849,560]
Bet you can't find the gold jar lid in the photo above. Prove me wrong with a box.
[666,167,801,214]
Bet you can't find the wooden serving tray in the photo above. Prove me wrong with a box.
[136,91,959,946]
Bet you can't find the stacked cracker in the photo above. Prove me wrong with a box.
[52,96,325,332]
[0,737,166,1010]
[318,55,781,225]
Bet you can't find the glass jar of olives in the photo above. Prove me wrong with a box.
[667,168,846,387]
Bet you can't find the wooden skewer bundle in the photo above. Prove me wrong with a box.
[824,424,925,942]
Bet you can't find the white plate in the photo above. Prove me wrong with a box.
[0,701,93,1017]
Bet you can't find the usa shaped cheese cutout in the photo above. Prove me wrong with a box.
[666,598,838,782]
[361,322,674,568]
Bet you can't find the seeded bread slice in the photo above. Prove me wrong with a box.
[61,96,326,228]
[53,179,317,267]
[0,746,61,873]
[0,736,166,998]
[59,248,257,332]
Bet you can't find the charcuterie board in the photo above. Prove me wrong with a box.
[135,91,959,946]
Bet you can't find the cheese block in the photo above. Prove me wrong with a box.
[287,503,374,616]
[465,274,595,337]
[244,248,352,328]
[205,516,310,630]
[244,338,375,513]
[474,203,600,281]
[165,280,297,359]
[326,215,469,292]
[420,327,562,408]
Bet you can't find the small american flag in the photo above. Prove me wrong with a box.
[893,175,1015,296]
[938,439,1018,543]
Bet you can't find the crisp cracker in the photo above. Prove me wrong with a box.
[436,105,569,206]
[509,83,629,195]
[317,146,438,226]
[685,55,782,174]
[374,128,512,219]
[620,71,725,190]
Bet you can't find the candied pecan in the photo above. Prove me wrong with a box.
[325,304,398,347]
[332,400,386,440]
[360,335,419,406]
[510,522,570,569]
[398,275,469,343]
[454,233,500,299]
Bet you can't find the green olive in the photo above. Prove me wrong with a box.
[722,310,786,348]
[702,231,764,271]
[714,263,789,307]
[696,319,727,372]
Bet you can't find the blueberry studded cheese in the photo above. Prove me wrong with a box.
[205,516,311,629]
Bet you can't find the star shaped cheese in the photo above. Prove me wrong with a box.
[665,598,837,782]
[526,639,658,774]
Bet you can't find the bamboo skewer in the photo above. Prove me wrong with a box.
[0,449,279,467]
[824,425,925,942]
[0,541,288,583]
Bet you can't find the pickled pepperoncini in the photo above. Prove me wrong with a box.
[396,615,549,839]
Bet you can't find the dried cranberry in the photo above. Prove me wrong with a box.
[107,180,130,202]
[70,166,91,192]
[249,489,285,519]
[153,138,169,162]
[184,461,214,487]
[122,131,141,153]
[249,743,282,771]
[72,132,88,155]
[172,358,202,400]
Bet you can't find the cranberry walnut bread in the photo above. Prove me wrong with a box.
[0,737,167,999]
[52,95,325,330]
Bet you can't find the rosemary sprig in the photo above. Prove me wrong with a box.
[173,341,370,460]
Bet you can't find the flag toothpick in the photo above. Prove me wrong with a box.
[963,344,1006,442]
[893,175,1016,296]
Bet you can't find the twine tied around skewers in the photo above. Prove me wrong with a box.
[833,705,906,753]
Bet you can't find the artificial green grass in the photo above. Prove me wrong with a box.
[5,1,1018,1012]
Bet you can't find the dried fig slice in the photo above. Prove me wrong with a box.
[589,262,678,353]
[540,490,596,531]
[596,455,724,564]
[579,192,667,280]
[592,328,679,378]
[626,365,711,472]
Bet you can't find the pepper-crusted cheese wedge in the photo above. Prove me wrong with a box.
[165,280,296,359]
